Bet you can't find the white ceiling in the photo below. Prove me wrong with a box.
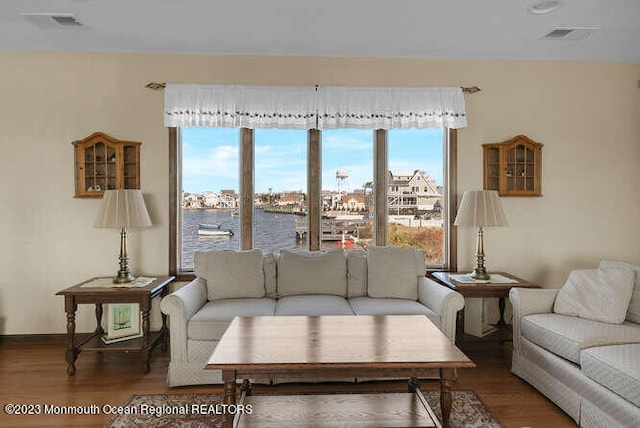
[1,0,639,62]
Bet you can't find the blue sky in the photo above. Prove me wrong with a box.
[181,127,444,194]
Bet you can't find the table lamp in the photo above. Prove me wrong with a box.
[454,190,507,280]
[94,189,152,283]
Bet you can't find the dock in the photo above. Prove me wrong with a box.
[295,219,368,241]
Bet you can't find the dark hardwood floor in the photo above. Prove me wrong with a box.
[0,336,576,427]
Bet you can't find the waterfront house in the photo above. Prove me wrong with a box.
[339,193,366,212]
[388,170,442,214]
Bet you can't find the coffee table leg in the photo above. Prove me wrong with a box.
[241,378,252,395]
[440,368,454,428]
[222,371,237,428]
[408,377,419,392]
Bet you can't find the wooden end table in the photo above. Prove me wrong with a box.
[56,275,174,375]
[431,271,540,344]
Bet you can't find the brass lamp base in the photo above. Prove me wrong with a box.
[113,226,134,284]
[470,225,491,280]
[113,272,134,284]
[470,267,490,280]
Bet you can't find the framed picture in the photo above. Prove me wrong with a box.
[103,303,142,343]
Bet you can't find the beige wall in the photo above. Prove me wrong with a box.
[0,51,639,334]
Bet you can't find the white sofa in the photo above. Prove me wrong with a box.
[510,259,640,428]
[160,246,465,387]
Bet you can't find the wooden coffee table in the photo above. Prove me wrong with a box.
[206,315,475,428]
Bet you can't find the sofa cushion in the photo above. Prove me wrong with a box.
[275,295,354,316]
[581,344,640,407]
[367,246,419,300]
[600,259,640,324]
[554,268,634,324]
[347,250,367,298]
[187,298,277,340]
[349,297,440,329]
[277,249,347,297]
[195,249,265,301]
[521,313,640,364]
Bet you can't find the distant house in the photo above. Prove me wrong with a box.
[277,194,301,206]
[182,192,200,208]
[201,191,219,207]
[388,170,441,212]
[340,193,366,211]
[217,192,238,209]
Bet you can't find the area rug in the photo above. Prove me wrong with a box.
[106,390,501,427]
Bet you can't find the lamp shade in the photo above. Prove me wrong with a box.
[94,189,152,229]
[454,190,507,227]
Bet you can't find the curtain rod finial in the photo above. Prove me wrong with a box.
[146,82,166,91]
[462,85,481,94]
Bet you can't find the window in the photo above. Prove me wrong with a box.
[171,128,456,276]
[388,128,447,266]
[178,128,240,270]
[253,129,307,252]
[321,129,374,251]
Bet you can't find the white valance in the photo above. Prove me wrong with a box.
[164,84,318,129]
[164,84,467,129]
[317,86,466,129]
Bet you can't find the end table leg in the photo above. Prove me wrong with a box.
[160,285,169,352]
[440,368,454,428]
[141,308,151,373]
[94,303,104,336]
[456,308,465,345]
[64,299,78,376]
[160,311,169,352]
[497,297,507,326]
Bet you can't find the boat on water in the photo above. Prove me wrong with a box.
[197,223,234,237]
[230,210,239,218]
[198,222,222,230]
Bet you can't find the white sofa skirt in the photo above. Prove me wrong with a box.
[512,337,640,428]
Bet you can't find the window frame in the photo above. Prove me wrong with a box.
[169,127,457,280]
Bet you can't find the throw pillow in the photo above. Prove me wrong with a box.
[599,259,640,324]
[194,249,265,301]
[367,246,419,300]
[277,249,347,297]
[553,268,635,324]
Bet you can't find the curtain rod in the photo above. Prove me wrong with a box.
[144,82,481,93]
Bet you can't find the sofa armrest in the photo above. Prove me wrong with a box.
[418,276,465,342]
[509,287,558,353]
[160,277,208,363]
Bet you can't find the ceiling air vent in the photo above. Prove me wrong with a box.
[20,13,84,29]
[50,15,82,26]
[541,27,599,41]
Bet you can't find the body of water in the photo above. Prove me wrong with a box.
[181,209,306,268]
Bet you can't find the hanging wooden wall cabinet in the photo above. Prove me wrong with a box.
[483,135,542,197]
[72,132,141,198]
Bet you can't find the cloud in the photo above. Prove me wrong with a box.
[322,133,373,152]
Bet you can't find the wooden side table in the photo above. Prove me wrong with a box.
[56,275,174,375]
[431,271,539,344]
